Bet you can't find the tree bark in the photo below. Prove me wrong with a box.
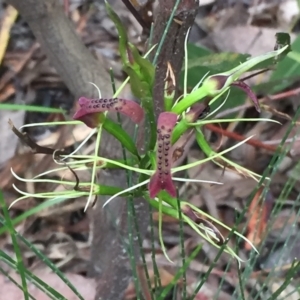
[151,0,199,119]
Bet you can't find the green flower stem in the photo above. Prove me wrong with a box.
[144,194,179,219]
[195,127,213,157]
[172,118,191,144]
[171,87,209,115]
[103,113,139,157]
[164,94,173,112]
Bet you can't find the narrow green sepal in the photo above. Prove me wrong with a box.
[105,1,129,65]
[103,118,140,157]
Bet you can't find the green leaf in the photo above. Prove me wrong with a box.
[16,233,85,300]
[263,34,300,93]
[183,44,250,88]
[187,43,211,59]
[128,43,155,87]
[244,33,291,72]
[0,104,64,113]
[103,118,139,157]
[105,1,128,65]
[124,66,149,98]
[275,32,291,53]
[187,52,250,76]
[0,249,67,299]
[0,191,29,300]
[106,0,154,93]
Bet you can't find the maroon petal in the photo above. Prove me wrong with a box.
[148,112,178,198]
[231,81,261,112]
[185,102,210,122]
[73,97,144,128]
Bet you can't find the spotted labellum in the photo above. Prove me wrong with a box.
[149,112,178,198]
[73,97,145,128]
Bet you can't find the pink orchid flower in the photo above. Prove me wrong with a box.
[208,75,260,112]
[73,97,144,128]
[148,112,178,198]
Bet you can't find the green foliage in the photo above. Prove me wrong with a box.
[266,34,300,93]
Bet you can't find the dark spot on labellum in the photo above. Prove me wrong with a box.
[157,129,161,134]
[158,166,162,170]
[164,171,169,175]
[167,128,172,133]
[158,155,162,160]
[88,105,92,109]
[158,143,162,148]
[104,99,107,103]
[165,163,169,167]
[161,126,165,130]
[165,147,169,151]
[165,141,170,146]
[93,105,97,109]
[158,149,162,153]
[97,104,100,108]
[102,104,106,108]
[165,134,170,139]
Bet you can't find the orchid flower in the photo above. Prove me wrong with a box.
[200,44,289,113]
[172,44,289,115]
[203,74,261,112]
[9,5,292,270]
[73,97,144,128]
[148,112,178,198]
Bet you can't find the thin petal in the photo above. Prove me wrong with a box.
[185,102,210,122]
[231,81,261,112]
[73,97,144,128]
[148,112,178,198]
[203,75,229,95]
